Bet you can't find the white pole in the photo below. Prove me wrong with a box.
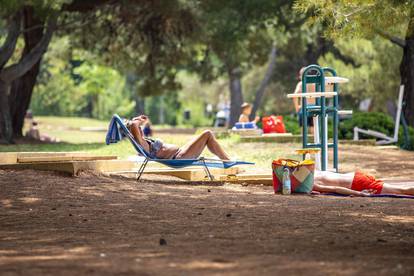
[324,115,329,169]
[393,85,404,141]
[313,116,321,170]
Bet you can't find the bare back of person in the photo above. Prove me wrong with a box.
[313,170,414,196]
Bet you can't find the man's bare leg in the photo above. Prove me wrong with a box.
[382,183,414,195]
[177,130,230,160]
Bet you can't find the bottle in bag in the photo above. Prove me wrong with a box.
[282,167,291,195]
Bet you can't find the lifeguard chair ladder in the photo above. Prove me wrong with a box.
[287,64,351,171]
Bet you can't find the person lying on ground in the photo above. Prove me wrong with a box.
[238,103,260,124]
[125,115,230,160]
[313,170,414,196]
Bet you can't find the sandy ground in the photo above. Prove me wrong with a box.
[338,145,414,179]
[1,168,413,276]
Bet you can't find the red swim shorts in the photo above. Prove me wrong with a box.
[351,171,383,194]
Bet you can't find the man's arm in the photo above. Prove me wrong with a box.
[313,183,368,197]
[129,121,150,152]
[293,82,301,113]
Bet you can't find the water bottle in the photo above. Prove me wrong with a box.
[282,167,291,195]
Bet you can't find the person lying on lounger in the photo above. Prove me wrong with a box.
[313,170,414,196]
[125,115,230,160]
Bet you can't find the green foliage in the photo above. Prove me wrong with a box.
[145,92,181,125]
[75,62,134,120]
[339,112,414,150]
[31,37,85,116]
[400,126,414,151]
[0,0,70,17]
[31,71,85,116]
[294,0,412,40]
[188,0,287,80]
[31,37,134,120]
[339,112,395,140]
[283,115,301,135]
[319,37,401,109]
[67,0,198,97]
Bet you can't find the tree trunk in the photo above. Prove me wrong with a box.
[250,45,277,120]
[228,67,244,128]
[400,15,414,127]
[10,7,45,138]
[126,73,145,115]
[0,81,13,143]
[134,94,145,115]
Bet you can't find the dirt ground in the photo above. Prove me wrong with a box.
[1,167,413,276]
[337,145,414,179]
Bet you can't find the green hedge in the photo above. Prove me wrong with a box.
[283,115,301,135]
[339,112,413,150]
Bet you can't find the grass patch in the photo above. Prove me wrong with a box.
[1,116,302,169]
[36,116,108,129]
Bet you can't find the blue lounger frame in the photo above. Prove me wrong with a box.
[106,114,254,181]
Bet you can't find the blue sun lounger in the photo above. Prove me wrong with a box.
[106,114,254,180]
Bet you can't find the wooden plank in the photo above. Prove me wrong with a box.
[0,153,18,164]
[241,134,313,143]
[219,174,273,186]
[324,76,349,84]
[230,129,262,137]
[0,162,76,174]
[72,160,137,175]
[339,139,376,146]
[16,152,90,158]
[287,92,337,98]
[0,160,138,176]
[143,167,239,181]
[262,133,293,137]
[18,155,117,163]
[376,145,399,150]
[337,110,353,115]
[219,173,272,181]
[222,178,273,186]
[219,173,273,186]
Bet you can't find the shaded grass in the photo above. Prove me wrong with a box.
[36,116,108,129]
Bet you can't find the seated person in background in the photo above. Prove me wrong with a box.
[25,121,57,143]
[26,121,40,140]
[313,170,414,196]
[126,115,230,160]
[238,102,260,124]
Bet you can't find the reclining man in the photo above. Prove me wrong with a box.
[313,170,414,196]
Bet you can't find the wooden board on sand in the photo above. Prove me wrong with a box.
[17,155,117,163]
[0,152,117,165]
[0,160,137,176]
[0,153,18,164]
[219,173,273,186]
[111,167,240,181]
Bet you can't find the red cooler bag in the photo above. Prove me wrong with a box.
[262,116,286,134]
